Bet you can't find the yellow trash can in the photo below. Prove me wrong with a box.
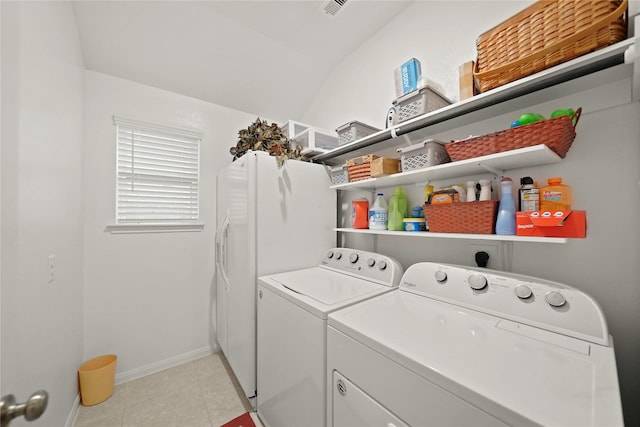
[78,354,117,406]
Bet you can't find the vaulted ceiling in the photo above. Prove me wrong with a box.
[72,1,414,121]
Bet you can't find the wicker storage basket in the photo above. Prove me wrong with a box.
[446,108,581,161]
[474,0,627,92]
[346,155,378,182]
[423,200,499,234]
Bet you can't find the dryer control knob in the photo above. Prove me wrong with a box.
[335,252,342,260]
[468,274,488,290]
[378,260,387,271]
[367,258,376,267]
[545,291,566,307]
[515,284,533,299]
[349,253,359,264]
[434,270,447,283]
[327,251,334,259]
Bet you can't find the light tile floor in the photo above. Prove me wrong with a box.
[74,353,262,427]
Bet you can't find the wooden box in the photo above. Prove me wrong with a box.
[370,158,400,178]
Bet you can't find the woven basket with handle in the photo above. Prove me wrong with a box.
[445,108,581,161]
[474,0,627,92]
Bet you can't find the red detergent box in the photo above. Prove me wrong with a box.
[516,210,586,238]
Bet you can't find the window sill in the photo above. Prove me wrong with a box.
[105,223,205,234]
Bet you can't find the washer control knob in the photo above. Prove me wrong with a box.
[545,291,566,307]
[367,258,376,267]
[378,260,387,271]
[434,270,447,283]
[515,284,533,299]
[327,251,334,259]
[335,252,342,260]
[468,274,488,290]
[349,253,359,264]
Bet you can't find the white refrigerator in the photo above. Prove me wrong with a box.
[215,151,336,409]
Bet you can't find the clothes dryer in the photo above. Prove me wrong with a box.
[257,248,403,427]
[327,262,623,427]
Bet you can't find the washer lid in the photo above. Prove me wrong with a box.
[328,291,623,427]
[270,267,386,305]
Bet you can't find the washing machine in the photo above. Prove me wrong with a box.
[256,247,403,427]
[327,262,623,427]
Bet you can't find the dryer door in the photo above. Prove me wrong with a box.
[332,371,409,427]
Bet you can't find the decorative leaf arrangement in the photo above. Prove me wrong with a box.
[229,118,302,165]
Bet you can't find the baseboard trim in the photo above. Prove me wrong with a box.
[115,345,216,385]
[65,395,80,427]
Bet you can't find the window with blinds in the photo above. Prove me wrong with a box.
[114,116,201,225]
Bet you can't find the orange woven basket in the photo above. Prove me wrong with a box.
[423,201,499,234]
[445,108,581,162]
[347,155,378,182]
[474,0,627,92]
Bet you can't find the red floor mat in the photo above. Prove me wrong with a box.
[220,412,256,427]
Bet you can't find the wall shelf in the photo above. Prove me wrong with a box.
[312,38,635,167]
[335,227,568,243]
[330,144,561,191]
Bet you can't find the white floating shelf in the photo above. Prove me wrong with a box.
[331,144,562,191]
[335,227,568,243]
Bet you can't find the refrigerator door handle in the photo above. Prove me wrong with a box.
[218,210,231,290]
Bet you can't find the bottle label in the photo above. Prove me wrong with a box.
[543,190,563,201]
[521,189,539,211]
[369,209,388,228]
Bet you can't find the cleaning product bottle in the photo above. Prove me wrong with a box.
[369,193,388,230]
[519,177,539,211]
[388,187,409,231]
[478,179,492,201]
[495,177,516,235]
[424,184,434,204]
[466,181,476,202]
[540,177,572,211]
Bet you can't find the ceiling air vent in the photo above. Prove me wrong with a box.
[322,0,349,16]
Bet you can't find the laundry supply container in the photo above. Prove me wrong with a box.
[78,354,117,406]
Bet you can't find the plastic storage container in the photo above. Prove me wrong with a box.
[397,139,450,172]
[540,177,572,211]
[329,165,349,185]
[78,354,117,406]
[336,121,380,145]
[392,86,451,123]
[369,194,388,230]
[388,187,409,231]
[403,218,426,232]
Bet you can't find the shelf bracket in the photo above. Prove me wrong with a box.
[477,162,504,177]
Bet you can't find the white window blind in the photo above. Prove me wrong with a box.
[114,116,201,225]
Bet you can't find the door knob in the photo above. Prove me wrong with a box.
[0,390,48,427]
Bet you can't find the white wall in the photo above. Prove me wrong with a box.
[303,1,640,425]
[1,2,85,426]
[82,71,257,380]
[303,1,535,131]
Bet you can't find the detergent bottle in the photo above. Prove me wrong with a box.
[388,187,409,231]
[540,177,571,211]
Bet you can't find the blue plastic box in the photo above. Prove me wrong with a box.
[394,58,422,97]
